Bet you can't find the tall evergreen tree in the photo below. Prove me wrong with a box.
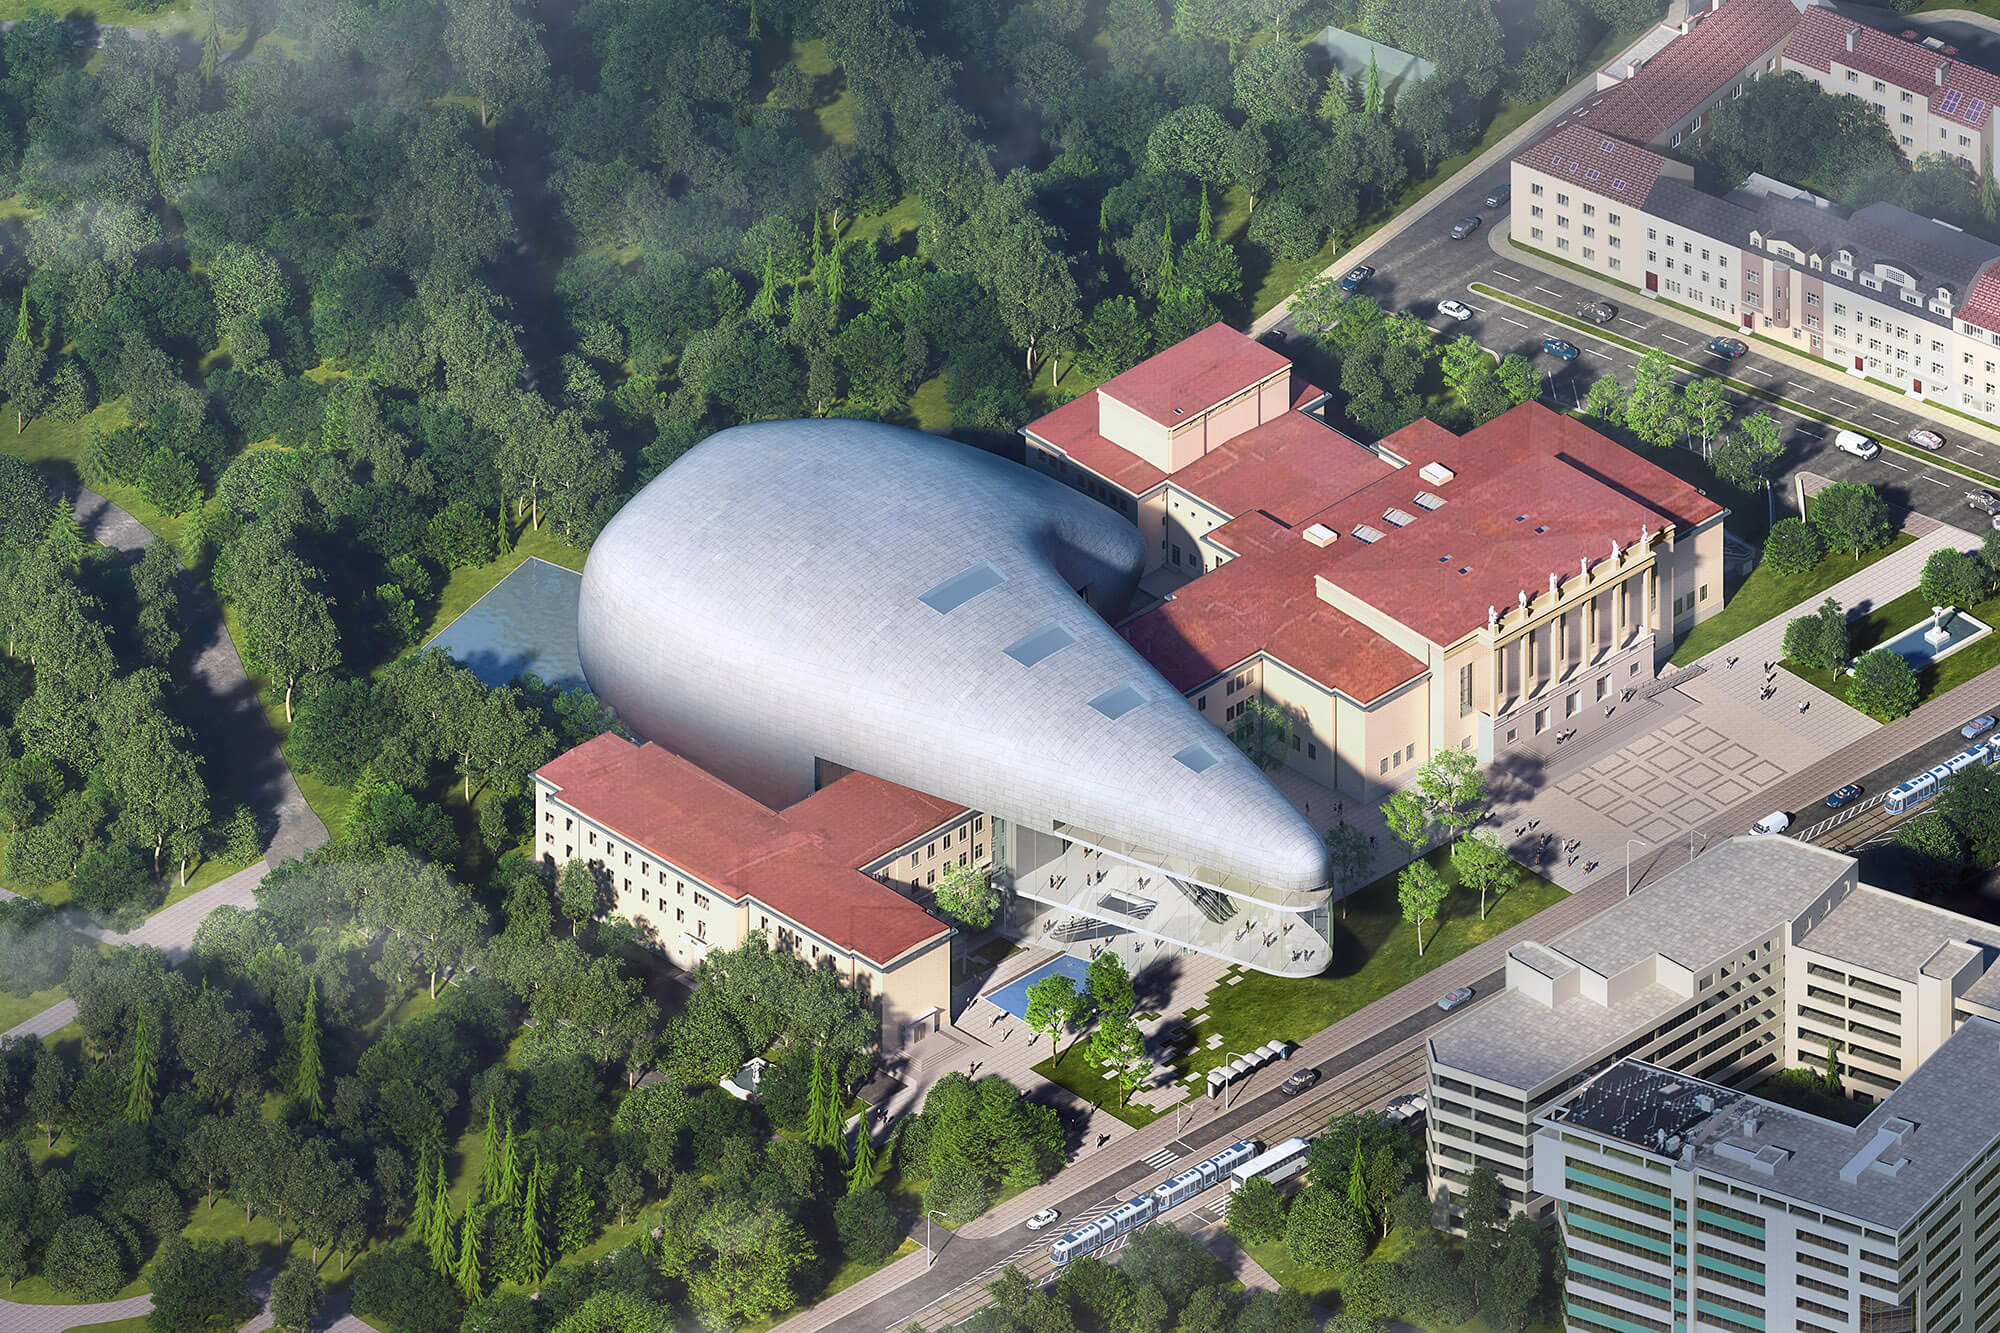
[753,248,778,317]
[1196,185,1213,243]
[478,1100,502,1202]
[1365,51,1383,116]
[124,1008,157,1124]
[846,1124,876,1194]
[1347,1136,1369,1221]
[517,1148,548,1282]
[426,1171,454,1274]
[1157,217,1176,293]
[200,0,223,84]
[294,978,325,1121]
[413,1149,438,1251]
[554,1166,594,1255]
[495,1119,521,1208]
[454,1204,482,1302]
[148,93,165,186]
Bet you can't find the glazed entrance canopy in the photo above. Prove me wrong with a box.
[577,418,1329,903]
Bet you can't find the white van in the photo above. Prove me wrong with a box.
[1834,430,1880,460]
[1752,811,1791,835]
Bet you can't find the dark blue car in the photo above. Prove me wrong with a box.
[1541,337,1579,361]
[1340,265,1373,292]
[1824,784,1862,809]
[1706,336,1748,358]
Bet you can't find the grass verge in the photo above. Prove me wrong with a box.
[0,979,68,1034]
[1032,1046,1164,1129]
[1668,534,1915,666]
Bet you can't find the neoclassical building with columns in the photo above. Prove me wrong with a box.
[1025,326,1728,801]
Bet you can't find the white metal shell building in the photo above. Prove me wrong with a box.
[576,418,1333,974]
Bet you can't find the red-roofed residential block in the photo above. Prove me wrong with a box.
[1097,322,1291,426]
[534,734,966,1048]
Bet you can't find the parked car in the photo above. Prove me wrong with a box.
[1824,784,1863,809]
[1578,301,1617,324]
[1437,986,1474,1012]
[1705,336,1749,358]
[1963,715,1997,740]
[1339,264,1373,293]
[1483,184,1510,208]
[1907,428,1946,451]
[1279,1068,1323,1097]
[1834,430,1880,460]
[1437,298,1473,321]
[1541,337,1580,361]
[1967,490,2000,516]
[1258,329,1288,349]
[1384,1094,1429,1123]
[1450,216,1482,239]
[1025,1208,1061,1232]
[1752,811,1792,835]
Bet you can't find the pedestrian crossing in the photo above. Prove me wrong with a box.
[1141,1146,1182,1170]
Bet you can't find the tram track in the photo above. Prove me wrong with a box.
[892,1048,1427,1331]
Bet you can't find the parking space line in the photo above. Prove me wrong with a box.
[1490,269,1522,282]
[1920,474,1949,486]
[1501,316,1530,328]
[1659,333,1690,346]
[1827,396,1858,409]
[1878,459,1908,471]
[1618,317,1647,330]
[1533,285,1564,299]
[1869,412,1899,424]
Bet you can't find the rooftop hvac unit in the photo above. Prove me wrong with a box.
[1303,523,1337,547]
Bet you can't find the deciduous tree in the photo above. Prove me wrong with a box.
[1397,860,1448,955]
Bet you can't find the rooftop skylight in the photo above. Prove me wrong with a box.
[920,562,1005,613]
[1351,524,1386,544]
[1089,683,1147,720]
[1382,508,1417,527]
[1004,624,1076,666]
[1413,491,1445,510]
[1173,744,1218,774]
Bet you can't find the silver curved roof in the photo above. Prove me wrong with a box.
[577,419,1328,898]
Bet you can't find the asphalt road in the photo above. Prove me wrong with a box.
[1801,707,2000,851]
[835,967,1504,1332]
[1270,160,2000,541]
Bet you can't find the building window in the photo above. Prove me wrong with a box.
[1556,193,1569,206]
[1530,205,1544,219]
[1460,662,1474,717]
[1531,227,1544,241]
[1597,676,1608,700]
[1379,756,1390,775]
[1307,742,1317,759]
[1535,708,1549,734]
[1583,203,1595,217]
[1565,692,1578,717]
[1609,213,1621,226]
[1530,182,1543,196]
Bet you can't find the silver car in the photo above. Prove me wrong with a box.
[1437,986,1474,1011]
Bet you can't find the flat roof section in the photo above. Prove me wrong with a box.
[1798,885,2000,984]
[1096,322,1290,427]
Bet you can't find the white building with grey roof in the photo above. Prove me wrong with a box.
[1538,1019,2000,1333]
[1427,835,2000,1226]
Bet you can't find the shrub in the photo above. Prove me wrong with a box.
[348,1244,463,1333]
[1762,517,1821,576]
[1847,647,1919,721]
[68,842,157,920]
[42,1214,127,1300]
[834,1188,901,1265]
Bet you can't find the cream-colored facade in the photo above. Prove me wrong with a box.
[533,775,969,1053]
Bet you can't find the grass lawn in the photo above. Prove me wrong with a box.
[1914,0,2000,14]
[60,1319,153,1333]
[1177,846,1566,1081]
[1668,534,1915,667]
[1784,582,2000,708]
[0,978,68,1033]
[1032,1045,1165,1128]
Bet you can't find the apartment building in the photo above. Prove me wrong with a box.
[533,732,966,1051]
[1512,126,2000,412]
[1024,328,1728,802]
[1781,6,2000,178]
[1539,1028,2000,1333]
[1427,835,2000,1226]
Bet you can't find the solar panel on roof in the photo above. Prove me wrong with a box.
[1600,138,1614,152]
[1584,168,1600,181]
[1967,97,1988,122]
[1940,88,1964,113]
[1611,179,1627,191]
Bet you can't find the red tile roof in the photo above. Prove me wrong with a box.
[1122,548,1426,703]
[1122,405,1727,696]
[1022,388,1170,495]
[535,735,957,965]
[1306,404,1723,644]
[1513,121,1670,206]
[1097,322,1291,426]
[1166,384,1390,524]
[1549,0,1801,145]
[1958,261,2000,336]
[1784,8,2000,128]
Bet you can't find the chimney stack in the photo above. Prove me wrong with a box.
[1846,25,1859,54]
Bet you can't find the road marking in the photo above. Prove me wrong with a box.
[1502,316,1530,329]
[1920,474,1949,486]
[1618,317,1647,329]
[1490,269,1522,282]
[1869,412,1899,425]
[1795,424,1825,436]
[1659,333,1690,346]
[1827,396,1858,409]
[1534,285,1564,299]
[1142,1147,1182,1169]
[1878,459,1908,471]
[1957,444,1984,455]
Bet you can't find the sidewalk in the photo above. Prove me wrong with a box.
[1486,219,2000,460]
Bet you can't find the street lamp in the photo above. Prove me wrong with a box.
[927,1208,947,1267]
[1626,839,1650,897]
[1223,1052,1250,1111]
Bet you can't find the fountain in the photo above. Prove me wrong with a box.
[1926,605,1958,652]
[1867,601,1992,671]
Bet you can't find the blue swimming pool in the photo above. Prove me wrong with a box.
[984,953,1092,1020]
[426,557,586,688]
